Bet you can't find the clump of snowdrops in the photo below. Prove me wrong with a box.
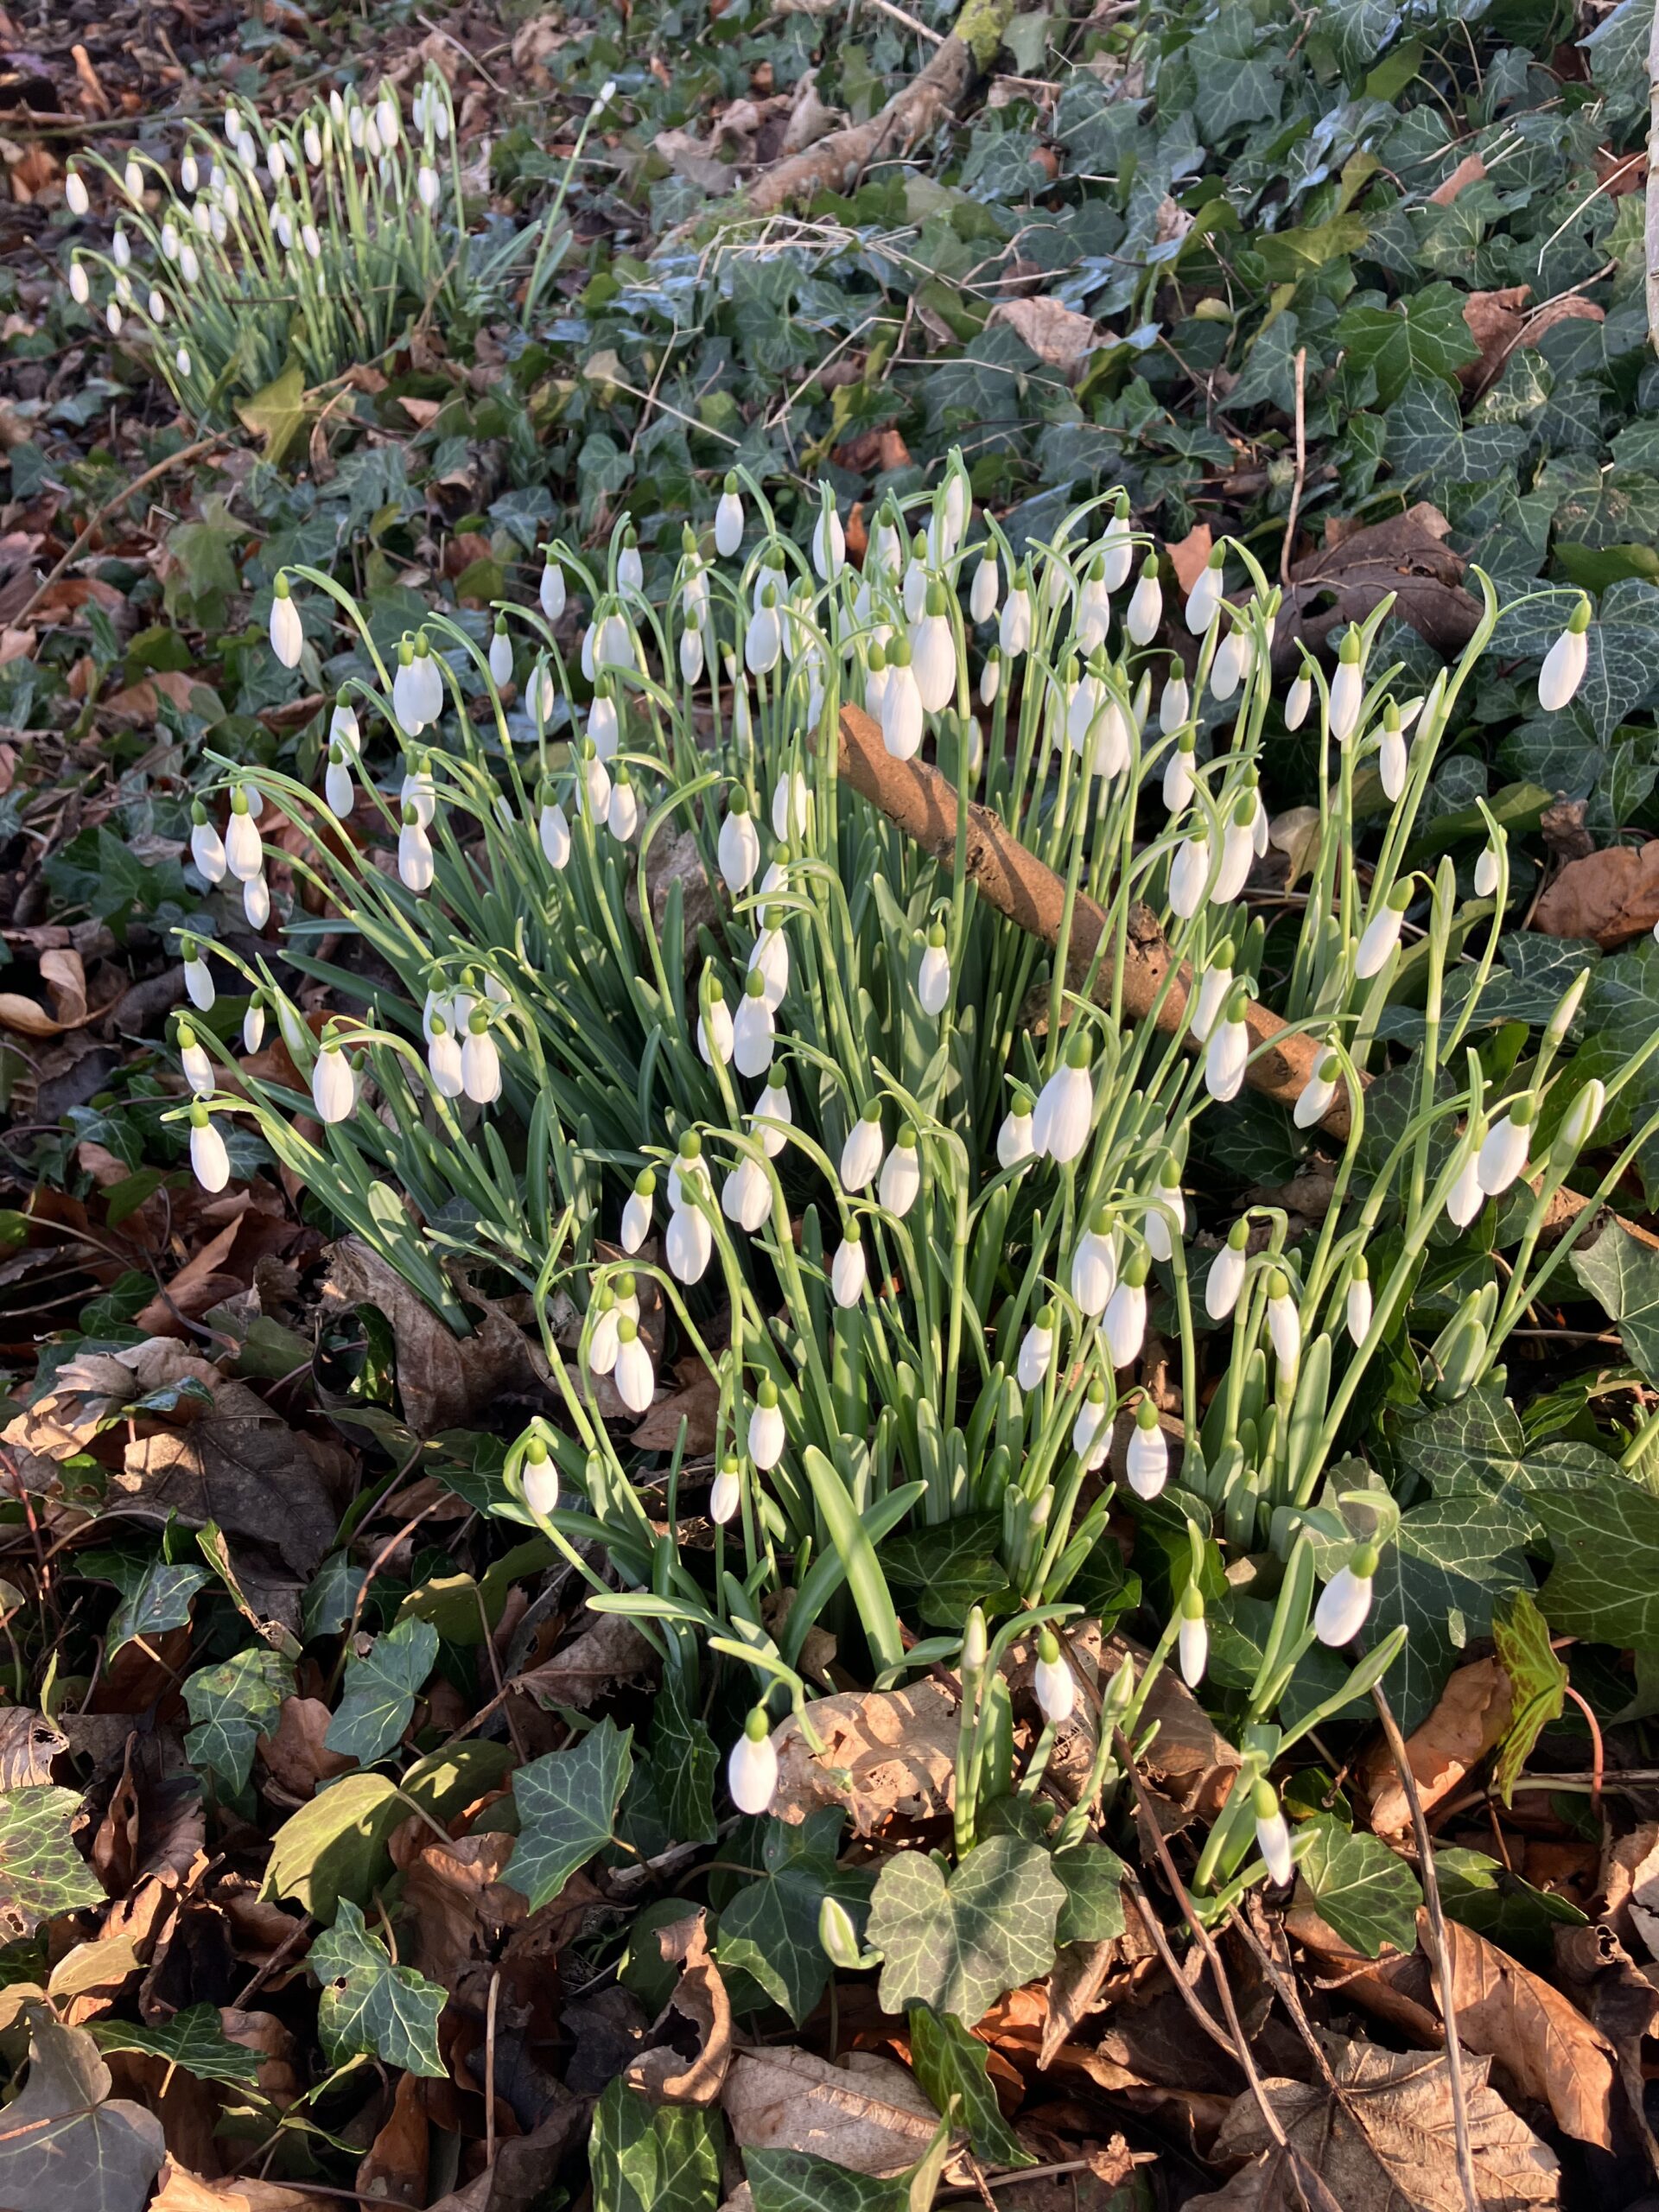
[60,71,609,419]
[170,467,1657,1920]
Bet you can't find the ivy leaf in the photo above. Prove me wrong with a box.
[90,2003,262,2087]
[0,1787,104,1936]
[877,1515,1008,1630]
[744,2151,907,2212]
[0,2007,165,2212]
[1336,286,1478,404]
[589,2075,721,2212]
[1394,1383,1615,1535]
[183,1646,293,1798]
[1535,1482,1659,1650]
[907,2003,1033,2168]
[1367,1492,1532,1731]
[1385,374,1527,486]
[325,1617,440,1765]
[1571,1219,1659,1387]
[77,1552,208,1655]
[1052,1839,1128,1945]
[507,1719,633,1911]
[235,359,308,466]
[716,1811,869,2025]
[1490,1591,1568,1806]
[311,1898,447,2077]
[1434,1845,1587,1961]
[262,1742,515,1920]
[868,1834,1063,2026]
[1295,1819,1422,1957]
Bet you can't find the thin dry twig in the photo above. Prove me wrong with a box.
[16,435,231,627]
[1281,345,1307,585]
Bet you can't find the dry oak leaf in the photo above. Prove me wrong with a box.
[1361,1655,1513,1840]
[988,296,1103,373]
[1187,2032,1559,2211]
[722,2046,951,2177]
[1533,842,1659,949]
[1599,1823,1659,1962]
[1290,1904,1618,2152]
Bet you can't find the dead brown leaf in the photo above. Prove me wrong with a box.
[629,1370,720,1453]
[1533,842,1659,949]
[1430,152,1487,205]
[988,296,1102,375]
[769,1677,959,1834]
[402,1832,525,1991]
[358,2068,429,2208]
[1165,524,1214,598]
[151,2157,340,2211]
[1187,2034,1559,2211]
[257,1697,357,1804]
[1361,1656,1513,1840]
[1274,504,1481,668]
[626,1910,731,2105]
[512,1616,658,1712]
[322,1236,545,1436]
[722,2047,950,2176]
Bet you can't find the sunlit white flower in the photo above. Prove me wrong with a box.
[980,649,1001,707]
[608,772,639,844]
[772,770,810,842]
[1254,1782,1293,1886]
[398,810,435,893]
[723,1154,772,1234]
[1143,1166,1185,1262]
[1103,1253,1149,1367]
[426,1020,464,1098]
[749,914,789,1010]
[178,1024,213,1098]
[832,1229,867,1307]
[748,1380,785,1468]
[269,578,303,667]
[879,1128,921,1217]
[881,646,924,761]
[709,1458,742,1526]
[312,1040,355,1123]
[1340,1260,1371,1347]
[747,589,782,676]
[1168,833,1211,919]
[1033,1037,1094,1163]
[917,925,950,1016]
[1330,631,1364,742]
[696,975,734,1068]
[243,872,270,930]
[1474,843,1501,899]
[718,793,760,893]
[1098,499,1135,591]
[1126,1399,1168,1499]
[461,1018,501,1104]
[68,259,90,306]
[1125,560,1162,645]
[1206,1225,1249,1319]
[1266,1271,1300,1370]
[1446,1141,1485,1228]
[1072,1380,1109,1468]
[1539,601,1591,712]
[1017,1309,1054,1392]
[1191,946,1232,1046]
[1185,552,1224,635]
[969,552,999,625]
[1478,1101,1531,1196]
[841,1104,884,1192]
[666,1198,713,1285]
[750,1069,791,1159]
[1178,1586,1207,1687]
[621,1170,655,1255]
[1205,999,1249,1102]
[1355,881,1410,980]
[1212,800,1257,904]
[997,1092,1035,1170]
[1314,1546,1377,1647]
[538,556,566,622]
[242,1000,265,1055]
[911,585,956,713]
[1071,1206,1116,1317]
[729,1707,777,1814]
[715,475,744,558]
[613,1317,655,1413]
[189,808,226,883]
[999,573,1032,657]
[1560,1078,1605,1155]
[1208,623,1249,702]
[811,502,845,582]
[324,748,353,817]
[1377,708,1408,802]
[188,1105,229,1192]
[1033,1630,1074,1725]
[731,973,775,1079]
[1294,1052,1340,1131]
[539,800,571,869]
[582,744,611,818]
[66,166,91,215]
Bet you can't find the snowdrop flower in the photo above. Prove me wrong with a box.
[398,805,435,893]
[312,1038,355,1123]
[539,798,571,870]
[1143,1161,1185,1262]
[1377,702,1408,802]
[709,1457,742,1527]
[1330,628,1364,743]
[723,1154,772,1234]
[910,582,956,713]
[1344,1257,1371,1345]
[188,803,226,883]
[1474,842,1501,899]
[243,872,270,930]
[426,1018,463,1099]
[1314,1545,1378,1647]
[1265,1270,1300,1371]
[1208,621,1249,702]
[488,618,513,689]
[1178,1584,1207,1688]
[1159,660,1191,735]
[518,1438,558,1520]
[621,1170,655,1255]
[538,555,567,623]
[1077,555,1111,653]
[760,842,790,899]
[917,923,950,1016]
[668,1133,710,1217]
[902,534,929,622]
[729,1707,778,1815]
[715,474,744,558]
[66,165,91,215]
[772,770,810,842]
[1205,988,1250,1103]
[879,1126,921,1217]
[303,121,322,166]
[242,997,265,1055]
[1212,796,1257,904]
[719,791,760,893]
[842,1103,884,1192]
[970,552,999,624]
[324,746,353,817]
[733,969,775,1078]
[696,970,734,1068]
[1253,1782,1294,1887]
[1206,1219,1249,1320]
[1098,495,1135,591]
[615,526,644,596]
[746,586,782,676]
[864,638,891,724]
[1168,833,1212,920]
[1033,1630,1075,1725]
[666,1193,713,1284]
[748,1379,785,1469]
[105,300,124,337]
[1185,549,1225,634]
[751,1067,791,1158]
[222,792,260,881]
[979,647,1001,707]
[681,623,705,683]
[748,912,790,1010]
[68,259,90,306]
[1017,1306,1054,1392]
[1125,557,1162,645]
[607,767,639,844]
[581,741,611,818]
[1294,1052,1341,1131]
[269,575,303,667]
[1355,879,1411,980]
[1560,1078,1605,1156]
[1126,1398,1168,1499]
[997,1089,1035,1170]
[1032,1034,1094,1164]
[178,1023,213,1098]
[1073,1379,1110,1469]
[148,288,165,323]
[1071,1205,1117,1317]
[613,1316,654,1413]
[1282,666,1314,734]
[999,569,1032,657]
[832,1224,867,1308]
[812,501,845,582]
[461,1013,501,1104]
[182,943,215,1012]
[1191,941,1233,1046]
[1103,1250,1150,1368]
[881,639,924,761]
[188,1103,229,1192]
[1447,1138,1486,1228]
[1478,1096,1532,1196]
[1538,598,1591,712]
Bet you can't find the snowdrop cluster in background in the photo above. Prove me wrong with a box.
[166,467,1658,1898]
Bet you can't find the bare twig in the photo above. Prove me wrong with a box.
[1281,346,1307,585]
[485,1967,501,2171]
[1370,1683,1479,2212]
[1648,0,1659,354]
[16,435,229,628]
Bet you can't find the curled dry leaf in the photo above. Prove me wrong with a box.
[257,1697,358,1804]
[1361,1655,1513,1841]
[1599,1823,1659,1962]
[323,1236,547,1436]
[1274,503,1481,669]
[987,296,1102,374]
[626,1909,731,2106]
[1533,841,1659,949]
[1165,523,1214,597]
[151,2157,341,2211]
[721,2045,950,2177]
[512,1615,658,1713]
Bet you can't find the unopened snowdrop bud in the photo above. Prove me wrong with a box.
[1474,842,1501,899]
[1033,1033,1094,1164]
[1559,1078,1605,1158]
[1071,1205,1117,1318]
[1330,627,1364,743]
[751,1067,791,1159]
[1446,1133,1486,1227]
[842,1102,884,1192]
[181,941,215,1013]
[1294,1052,1341,1131]
[1192,940,1233,1045]
[1017,1306,1054,1393]
[715,474,744,559]
[902,533,928,621]
[581,741,611,818]
[746,585,781,676]
[611,524,643,597]
[242,996,265,1055]
[917,922,950,1017]
[748,1378,785,1470]
[1266,1269,1300,1372]
[1077,554,1111,653]
[1125,556,1162,645]
[66,165,91,215]
[1253,1781,1294,1887]
[1143,1160,1185,1262]
[1377,700,1408,802]
[519,1437,558,1520]
[221,790,261,881]
[613,1315,655,1414]
[539,798,571,870]
[324,745,353,817]
[1103,1249,1150,1369]
[880,1125,921,1218]
[488,618,513,689]
[1212,793,1258,904]
[1178,1582,1207,1688]
[1185,547,1225,635]
[1159,659,1191,735]
[718,789,760,893]
[911,581,956,713]
[620,1169,656,1255]
[812,499,845,582]
[979,646,1001,707]
[1073,1378,1110,1469]
[269,574,303,667]
[1205,986,1250,1103]
[1323,1263,1364,1360]
[999,568,1032,657]
[881,638,924,762]
[148,287,165,323]
[1478,1096,1532,1196]
[105,299,123,336]
[188,802,226,884]
[1209,621,1249,702]
[733,969,775,1079]
[1355,878,1412,980]
[970,551,999,625]
[1033,1629,1075,1725]
[1543,966,1589,1056]
[723,1154,771,1234]
[188,1102,229,1192]
[1538,597,1591,712]
[176,345,192,377]
[680,623,705,683]
[729,1706,777,1815]
[461,1010,501,1104]
[709,1455,743,1527]
[243,871,270,930]
[398,804,435,893]
[832,1223,867,1308]
[1314,1544,1378,1648]
[1168,832,1211,919]
[997,1088,1035,1170]
[1206,1217,1249,1320]
[68,258,90,306]
[303,121,322,166]
[1126,1397,1168,1499]
[608,766,639,844]
[772,770,810,843]
[178,1022,213,1098]
[1097,493,1134,590]
[312,1037,355,1123]
[426,1016,463,1099]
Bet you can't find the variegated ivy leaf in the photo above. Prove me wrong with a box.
[0,2006,164,2212]
[324,1616,440,1764]
[868,1834,1063,2027]
[183,1646,293,1799]
[0,1788,103,1937]
[589,2075,721,2212]
[715,1811,870,2026]
[311,1899,447,2077]
[506,1718,633,1911]
[77,1551,210,1656]
[90,2003,263,2088]
[1294,1819,1421,1958]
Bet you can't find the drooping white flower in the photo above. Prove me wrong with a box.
[311,1040,355,1123]
[812,502,845,582]
[398,810,435,893]
[917,924,950,1016]
[832,1229,867,1308]
[709,1459,742,1526]
[1168,833,1211,920]
[1474,843,1501,899]
[519,1445,558,1520]
[1294,1052,1340,1131]
[1178,1586,1207,1688]
[621,1170,655,1254]
[772,770,810,842]
[1098,498,1135,591]
[1345,1260,1372,1345]
[1103,1252,1149,1367]
[1126,1399,1168,1499]
[1071,1206,1117,1318]
[997,1091,1035,1170]
[842,1104,884,1193]
[979,649,1001,707]
[748,1380,785,1469]
[723,1154,772,1233]
[1377,705,1408,802]
[1355,880,1411,980]
[66,167,91,215]
[616,529,644,595]
[1143,1164,1185,1262]
[751,1069,791,1159]
[1266,1271,1301,1371]
[539,800,571,870]
[902,536,929,622]
[1192,945,1233,1045]
[1072,1380,1109,1469]
[910,583,956,713]
[1212,799,1257,904]
[715,475,744,559]
[719,792,760,892]
[1185,550,1225,634]
[1206,1223,1249,1320]
[1033,1037,1094,1164]
[426,1021,464,1098]
[183,946,215,1012]
[748,913,790,1010]
[1205,999,1249,1103]
[1159,661,1192,736]
[1033,1630,1075,1725]
[1478,1100,1531,1196]
[1125,559,1162,645]
[461,1017,501,1105]
[188,1105,229,1192]
[68,259,90,306]
[999,572,1032,657]
[1208,623,1249,702]
[189,807,226,883]
[324,747,353,817]
[1538,600,1591,712]
[1446,1144,1485,1228]
[1329,629,1364,743]
[746,588,782,676]
[1253,1782,1294,1887]
[243,872,270,930]
[582,743,611,818]
[970,552,999,624]
[696,972,734,1068]
[1017,1308,1054,1393]
[666,1199,713,1284]
[1077,556,1111,653]
[1314,1546,1378,1647]
[728,1707,778,1815]
[881,645,924,762]
[613,1317,655,1413]
[607,771,639,844]
[178,1025,213,1098]
[242,1000,265,1055]
[879,1127,921,1217]
[733,972,776,1078]
[539,557,567,622]
[269,577,303,667]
